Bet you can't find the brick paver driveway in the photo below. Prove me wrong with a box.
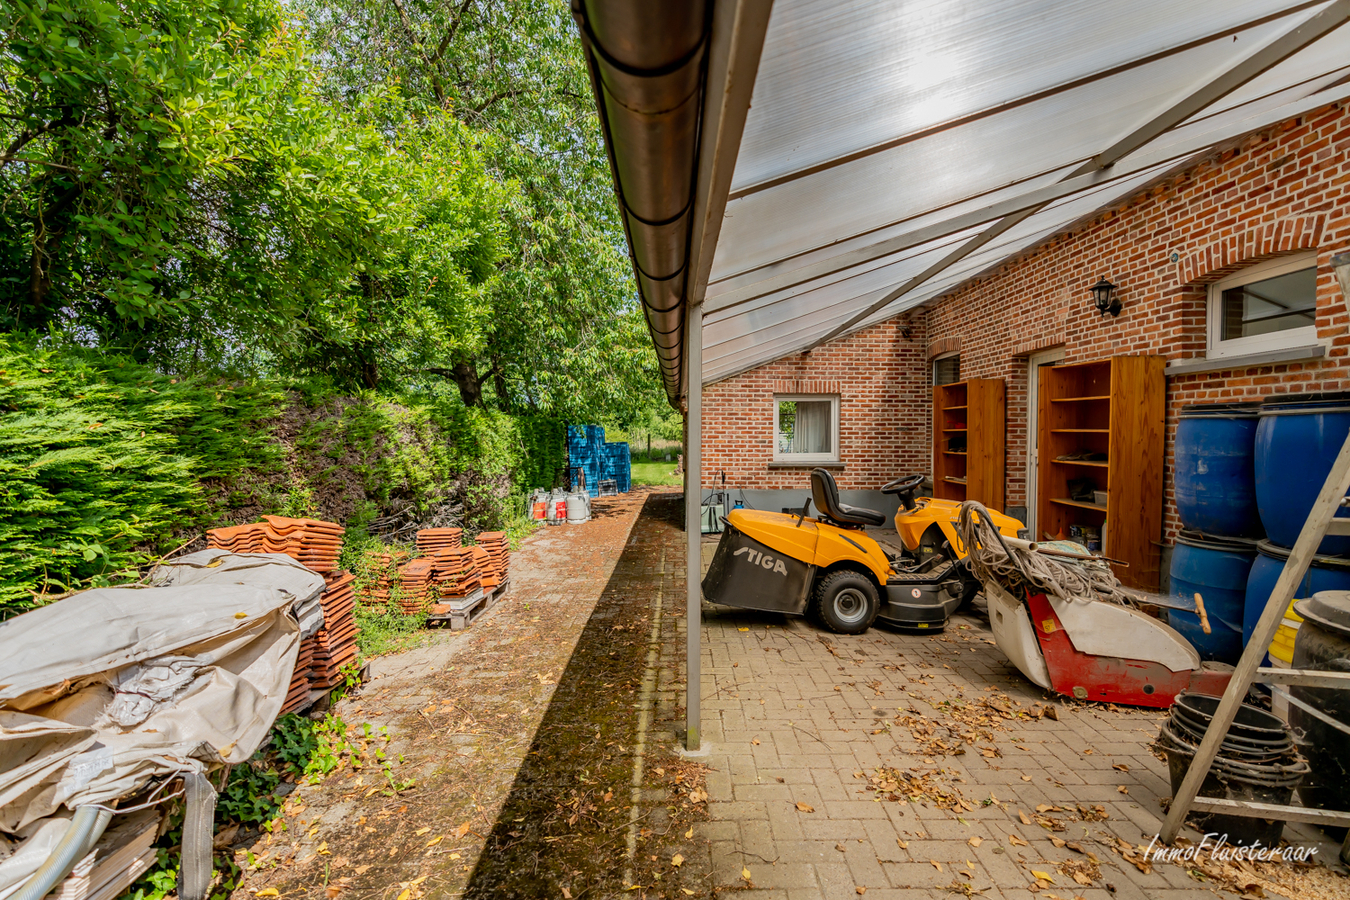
[691,575,1344,900]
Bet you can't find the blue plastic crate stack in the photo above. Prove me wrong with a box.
[567,424,630,497]
[601,441,631,493]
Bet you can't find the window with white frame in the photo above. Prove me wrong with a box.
[773,395,839,463]
[1207,253,1318,359]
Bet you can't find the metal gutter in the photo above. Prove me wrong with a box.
[572,0,712,404]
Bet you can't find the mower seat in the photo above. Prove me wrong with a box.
[810,468,886,528]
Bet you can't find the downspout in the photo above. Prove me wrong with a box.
[684,304,702,751]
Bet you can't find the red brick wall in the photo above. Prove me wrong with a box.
[700,315,931,491]
[925,101,1350,542]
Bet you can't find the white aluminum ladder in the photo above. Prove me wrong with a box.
[1159,430,1350,860]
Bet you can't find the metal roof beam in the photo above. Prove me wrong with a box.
[707,64,1350,308]
[688,2,774,307]
[682,0,775,398]
[804,0,1350,352]
[705,163,1116,316]
[702,71,1350,347]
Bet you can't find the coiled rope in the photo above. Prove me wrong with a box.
[955,500,1141,608]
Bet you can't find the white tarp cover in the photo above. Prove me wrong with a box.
[147,550,328,639]
[700,0,1350,383]
[0,554,325,896]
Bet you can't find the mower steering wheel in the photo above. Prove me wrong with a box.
[881,474,925,511]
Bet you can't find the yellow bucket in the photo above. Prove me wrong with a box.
[1266,599,1304,665]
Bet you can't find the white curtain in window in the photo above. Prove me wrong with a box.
[793,401,832,454]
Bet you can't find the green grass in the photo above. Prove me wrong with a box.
[631,459,682,486]
[353,603,434,657]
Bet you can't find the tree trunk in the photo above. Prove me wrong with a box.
[453,360,483,406]
[360,357,380,390]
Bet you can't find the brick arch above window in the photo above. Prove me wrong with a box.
[1177,215,1326,286]
[926,336,961,360]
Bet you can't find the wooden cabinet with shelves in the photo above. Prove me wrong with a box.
[1035,355,1165,591]
[933,379,1005,510]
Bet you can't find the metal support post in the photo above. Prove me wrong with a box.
[685,304,703,752]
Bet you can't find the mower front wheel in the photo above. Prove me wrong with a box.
[811,570,880,635]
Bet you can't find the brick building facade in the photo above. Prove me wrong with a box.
[701,100,1350,545]
[701,316,930,492]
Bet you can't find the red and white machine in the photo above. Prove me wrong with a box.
[985,582,1232,708]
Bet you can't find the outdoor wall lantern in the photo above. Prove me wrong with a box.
[1334,251,1349,304]
[1090,276,1121,317]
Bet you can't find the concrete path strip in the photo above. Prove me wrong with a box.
[231,489,665,899]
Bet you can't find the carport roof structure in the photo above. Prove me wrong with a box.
[570,0,1350,752]
[574,0,1350,397]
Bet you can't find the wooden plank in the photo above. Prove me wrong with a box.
[53,809,160,900]
[1255,667,1350,689]
[1049,497,1107,512]
[1160,431,1350,843]
[1036,364,1064,541]
[967,378,1005,511]
[429,579,509,630]
[84,848,158,900]
[1188,797,1350,827]
[1107,355,1165,591]
[932,384,947,501]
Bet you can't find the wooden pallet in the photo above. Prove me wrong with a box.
[428,580,509,630]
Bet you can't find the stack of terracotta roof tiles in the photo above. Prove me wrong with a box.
[310,571,358,689]
[281,640,314,714]
[396,558,435,614]
[476,532,509,587]
[429,547,480,598]
[466,547,494,590]
[206,516,345,573]
[415,527,463,554]
[357,549,411,606]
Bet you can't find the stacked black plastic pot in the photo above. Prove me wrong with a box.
[1157,692,1308,846]
[1289,591,1350,824]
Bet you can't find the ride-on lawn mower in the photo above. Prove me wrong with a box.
[701,468,1025,634]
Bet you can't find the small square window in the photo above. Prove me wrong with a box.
[1207,253,1318,358]
[773,395,839,463]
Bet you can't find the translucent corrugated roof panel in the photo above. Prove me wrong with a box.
[700,0,1350,384]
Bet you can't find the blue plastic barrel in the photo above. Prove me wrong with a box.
[1175,403,1263,538]
[1242,540,1350,645]
[1168,532,1259,663]
[1255,393,1350,554]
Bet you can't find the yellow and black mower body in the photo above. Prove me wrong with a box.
[702,470,1026,635]
[894,496,1026,563]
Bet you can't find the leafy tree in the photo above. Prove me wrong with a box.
[298,0,653,416]
[285,105,514,389]
[0,0,394,365]
[2,0,666,418]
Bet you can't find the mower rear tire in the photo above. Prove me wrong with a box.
[812,569,880,634]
